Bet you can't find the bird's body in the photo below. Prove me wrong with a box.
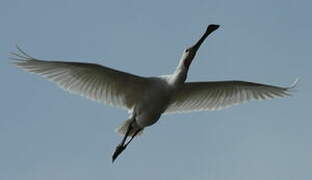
[117,73,187,134]
[12,24,296,162]
[131,77,172,128]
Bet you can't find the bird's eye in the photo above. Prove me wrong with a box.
[185,49,189,52]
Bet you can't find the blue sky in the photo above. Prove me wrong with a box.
[1,0,311,179]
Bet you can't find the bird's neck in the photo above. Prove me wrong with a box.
[169,67,188,86]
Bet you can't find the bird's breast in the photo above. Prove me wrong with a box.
[134,78,174,127]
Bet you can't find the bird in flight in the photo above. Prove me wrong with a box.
[12,24,296,162]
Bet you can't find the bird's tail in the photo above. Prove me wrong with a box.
[115,119,144,137]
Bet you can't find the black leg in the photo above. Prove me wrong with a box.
[120,121,134,145]
[125,128,142,147]
[112,120,135,163]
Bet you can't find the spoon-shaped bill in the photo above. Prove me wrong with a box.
[191,24,220,51]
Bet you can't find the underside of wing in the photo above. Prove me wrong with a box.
[12,47,147,110]
[165,80,297,114]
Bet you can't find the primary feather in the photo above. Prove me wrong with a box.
[12,47,147,110]
[165,80,296,114]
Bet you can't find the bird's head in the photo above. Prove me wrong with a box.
[180,24,220,70]
[172,24,220,85]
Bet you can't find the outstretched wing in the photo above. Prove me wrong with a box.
[165,80,297,114]
[12,47,147,110]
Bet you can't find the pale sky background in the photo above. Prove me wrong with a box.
[1,0,311,180]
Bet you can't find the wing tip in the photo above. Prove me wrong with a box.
[289,78,300,89]
[282,78,300,96]
[9,45,35,62]
[10,46,39,71]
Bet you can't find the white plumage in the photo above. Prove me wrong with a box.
[13,51,147,111]
[165,80,296,113]
[12,24,296,161]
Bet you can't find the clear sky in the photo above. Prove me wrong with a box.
[1,0,311,179]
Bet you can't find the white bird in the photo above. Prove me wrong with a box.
[12,24,296,162]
